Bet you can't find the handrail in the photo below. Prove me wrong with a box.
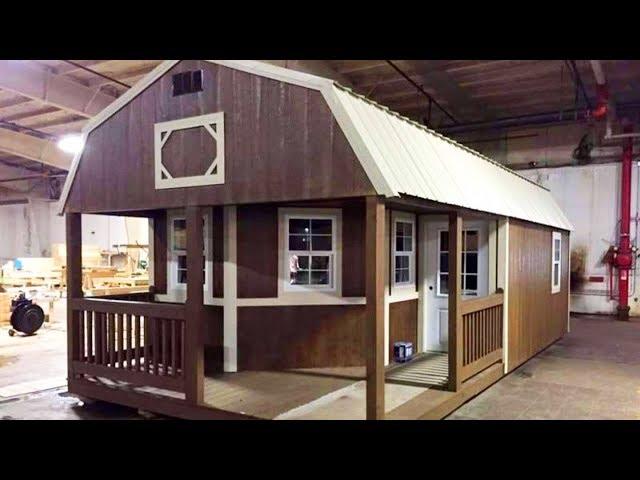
[460,292,503,316]
[69,298,185,320]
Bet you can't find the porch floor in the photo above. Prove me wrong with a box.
[202,368,360,419]
[385,352,449,388]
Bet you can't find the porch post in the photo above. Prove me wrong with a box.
[448,212,463,392]
[66,213,83,384]
[150,210,167,295]
[365,196,385,420]
[185,206,204,405]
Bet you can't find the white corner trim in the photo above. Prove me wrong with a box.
[223,205,238,373]
[500,218,510,374]
[321,85,396,198]
[209,60,333,91]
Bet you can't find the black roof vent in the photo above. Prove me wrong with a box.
[172,70,203,96]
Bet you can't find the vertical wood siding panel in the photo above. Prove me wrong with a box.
[507,220,570,371]
[65,61,375,213]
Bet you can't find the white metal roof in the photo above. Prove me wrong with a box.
[58,60,573,231]
[324,84,573,230]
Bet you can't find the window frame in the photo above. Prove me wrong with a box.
[392,212,416,289]
[282,211,339,293]
[166,209,212,297]
[551,231,562,294]
[436,228,480,297]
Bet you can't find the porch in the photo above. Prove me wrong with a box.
[64,199,508,420]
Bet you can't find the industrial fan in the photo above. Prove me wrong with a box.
[8,292,45,336]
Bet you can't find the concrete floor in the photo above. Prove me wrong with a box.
[448,314,640,420]
[2,312,640,420]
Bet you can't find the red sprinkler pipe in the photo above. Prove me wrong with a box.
[615,124,635,320]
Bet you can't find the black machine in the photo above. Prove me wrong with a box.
[9,292,45,336]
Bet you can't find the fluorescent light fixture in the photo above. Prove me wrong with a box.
[57,134,84,154]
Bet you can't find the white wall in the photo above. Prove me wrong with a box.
[520,163,640,315]
[0,199,148,263]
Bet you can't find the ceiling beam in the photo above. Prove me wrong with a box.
[405,60,491,122]
[0,128,72,170]
[0,60,116,118]
[263,60,353,87]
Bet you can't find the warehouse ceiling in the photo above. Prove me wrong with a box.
[1,59,640,197]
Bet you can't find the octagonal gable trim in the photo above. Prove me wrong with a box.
[154,112,225,190]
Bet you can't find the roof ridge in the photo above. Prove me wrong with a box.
[332,82,550,192]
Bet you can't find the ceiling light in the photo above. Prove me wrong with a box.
[57,134,84,154]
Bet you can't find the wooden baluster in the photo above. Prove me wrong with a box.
[117,313,124,368]
[102,313,108,365]
[161,319,168,376]
[135,315,141,371]
[181,322,185,374]
[78,310,85,362]
[95,312,102,365]
[126,314,132,370]
[144,316,150,373]
[152,319,159,374]
[86,310,93,363]
[106,313,113,367]
[171,319,178,377]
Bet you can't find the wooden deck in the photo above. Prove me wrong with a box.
[386,362,504,420]
[203,369,359,419]
[386,352,448,388]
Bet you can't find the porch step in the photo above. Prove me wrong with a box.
[386,352,449,388]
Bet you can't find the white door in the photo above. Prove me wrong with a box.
[422,218,489,352]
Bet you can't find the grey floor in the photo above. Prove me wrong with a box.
[447,314,640,420]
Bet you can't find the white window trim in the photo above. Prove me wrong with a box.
[278,208,342,300]
[391,211,416,293]
[436,228,480,298]
[551,231,562,294]
[165,209,213,302]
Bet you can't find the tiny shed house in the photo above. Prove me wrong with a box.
[60,60,572,420]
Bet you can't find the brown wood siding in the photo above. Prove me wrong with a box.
[237,305,365,370]
[342,201,366,297]
[203,306,223,374]
[211,207,224,297]
[65,61,375,214]
[507,220,569,372]
[388,299,418,361]
[237,205,278,298]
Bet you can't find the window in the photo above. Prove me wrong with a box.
[437,229,479,296]
[551,231,562,294]
[393,216,415,286]
[172,70,203,96]
[168,212,209,292]
[285,215,336,291]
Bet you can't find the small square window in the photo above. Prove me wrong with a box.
[172,70,204,97]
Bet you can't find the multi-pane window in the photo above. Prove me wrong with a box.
[286,217,335,289]
[551,231,561,293]
[437,229,479,296]
[169,215,207,288]
[394,219,415,285]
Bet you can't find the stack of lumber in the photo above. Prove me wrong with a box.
[0,292,11,325]
[51,243,103,268]
[0,257,62,288]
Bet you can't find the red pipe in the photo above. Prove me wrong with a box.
[615,124,634,319]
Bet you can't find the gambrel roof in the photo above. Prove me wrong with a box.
[59,60,572,231]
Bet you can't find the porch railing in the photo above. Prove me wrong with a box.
[459,293,503,382]
[69,298,186,393]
